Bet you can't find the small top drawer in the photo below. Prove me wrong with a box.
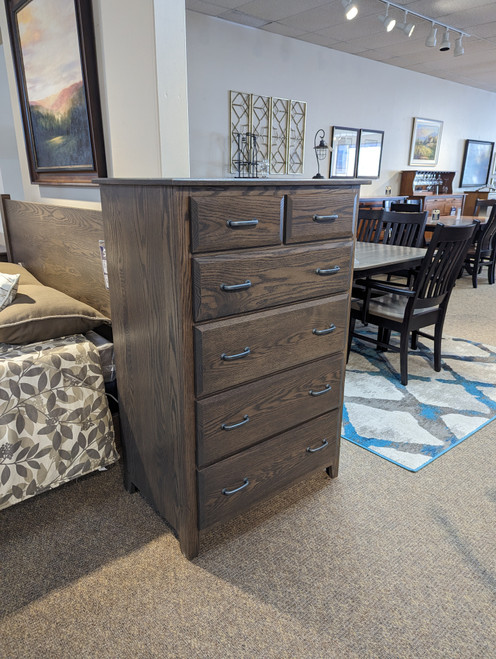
[190,193,282,253]
[284,187,357,244]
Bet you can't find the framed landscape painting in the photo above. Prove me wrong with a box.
[5,0,106,185]
[459,139,494,188]
[409,117,443,167]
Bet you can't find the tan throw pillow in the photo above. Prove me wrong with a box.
[0,284,109,344]
[0,272,20,311]
[0,262,42,286]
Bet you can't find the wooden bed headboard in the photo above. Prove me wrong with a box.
[0,194,111,318]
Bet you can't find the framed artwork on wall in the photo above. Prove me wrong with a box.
[5,0,106,186]
[329,126,358,177]
[329,126,384,178]
[459,139,494,188]
[356,129,384,178]
[409,117,443,167]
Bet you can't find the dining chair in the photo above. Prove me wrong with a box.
[348,222,478,385]
[375,210,428,247]
[389,202,422,213]
[473,197,496,217]
[356,208,384,242]
[462,206,496,287]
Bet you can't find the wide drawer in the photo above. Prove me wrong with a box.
[190,192,282,253]
[284,187,357,244]
[198,410,340,529]
[194,294,348,397]
[196,355,344,467]
[193,241,352,322]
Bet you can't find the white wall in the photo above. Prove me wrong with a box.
[186,12,496,196]
[0,45,23,201]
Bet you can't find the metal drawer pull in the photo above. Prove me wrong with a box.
[222,478,249,495]
[313,324,336,336]
[221,347,251,361]
[313,214,338,223]
[220,280,252,292]
[309,384,331,397]
[306,439,329,453]
[315,266,341,276]
[221,414,250,431]
[226,219,259,228]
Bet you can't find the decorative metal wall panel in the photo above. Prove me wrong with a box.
[271,97,289,175]
[230,91,306,177]
[230,91,251,173]
[289,100,306,174]
[252,94,271,163]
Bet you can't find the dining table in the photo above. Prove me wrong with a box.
[425,214,485,229]
[353,242,426,279]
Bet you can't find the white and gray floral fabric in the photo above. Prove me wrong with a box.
[0,334,118,510]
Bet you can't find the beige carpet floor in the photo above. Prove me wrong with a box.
[1,275,495,658]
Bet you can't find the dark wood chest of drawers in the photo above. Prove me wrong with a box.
[98,178,363,558]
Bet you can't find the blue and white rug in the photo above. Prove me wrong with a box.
[343,335,496,471]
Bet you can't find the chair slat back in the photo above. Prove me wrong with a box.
[356,208,383,242]
[478,205,496,253]
[473,197,496,216]
[375,211,428,247]
[389,202,422,212]
[413,223,477,307]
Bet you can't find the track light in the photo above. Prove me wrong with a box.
[425,23,437,47]
[396,11,415,37]
[341,0,358,21]
[374,1,468,55]
[454,34,464,56]
[440,28,451,51]
[378,3,395,32]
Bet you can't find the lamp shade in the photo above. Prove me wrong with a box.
[440,28,451,51]
[341,0,358,20]
[425,24,437,47]
[379,13,396,32]
[454,35,464,56]
[397,20,415,37]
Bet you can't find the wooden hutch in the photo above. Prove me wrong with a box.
[400,170,465,216]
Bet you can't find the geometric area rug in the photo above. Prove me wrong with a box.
[342,335,496,471]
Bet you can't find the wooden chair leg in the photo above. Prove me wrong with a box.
[411,330,419,350]
[434,324,443,372]
[400,331,409,385]
[488,258,496,284]
[347,317,356,362]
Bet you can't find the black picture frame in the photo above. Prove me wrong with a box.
[5,0,106,186]
[329,126,384,179]
[329,126,358,177]
[356,129,384,179]
[459,139,494,189]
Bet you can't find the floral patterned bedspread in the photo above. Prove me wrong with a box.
[0,334,119,511]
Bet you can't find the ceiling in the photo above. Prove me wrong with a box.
[185,0,496,93]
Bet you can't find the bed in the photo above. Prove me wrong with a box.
[0,194,118,511]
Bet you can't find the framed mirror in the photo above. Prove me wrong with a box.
[459,139,495,188]
[329,127,358,177]
[357,129,384,178]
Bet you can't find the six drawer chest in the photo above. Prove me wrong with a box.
[98,178,366,559]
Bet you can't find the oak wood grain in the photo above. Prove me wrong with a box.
[285,187,358,244]
[190,191,282,252]
[197,410,340,529]
[196,355,343,466]
[0,195,110,316]
[194,294,348,397]
[193,241,353,321]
